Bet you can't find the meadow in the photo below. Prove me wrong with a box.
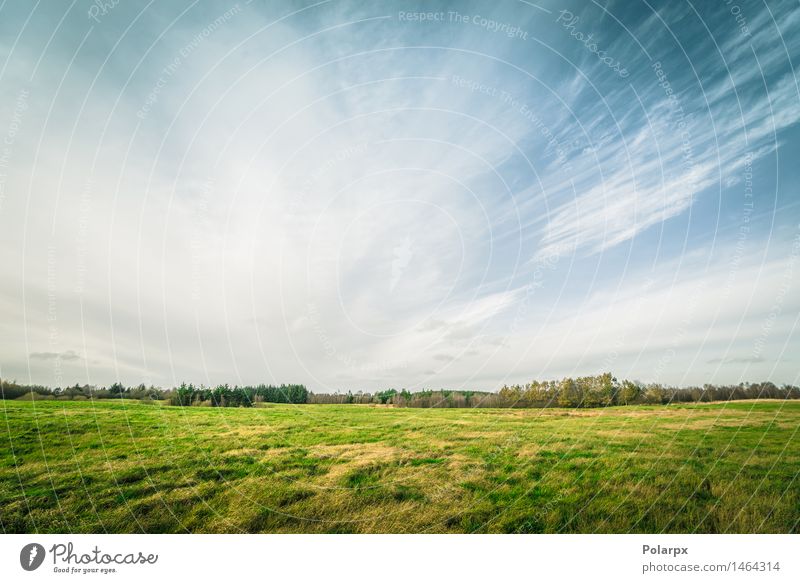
[0,399,797,533]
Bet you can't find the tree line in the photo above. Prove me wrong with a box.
[0,379,308,407]
[2,374,798,408]
[494,373,800,407]
[170,383,308,406]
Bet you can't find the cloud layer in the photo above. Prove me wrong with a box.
[0,0,798,390]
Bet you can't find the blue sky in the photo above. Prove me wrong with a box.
[0,0,798,390]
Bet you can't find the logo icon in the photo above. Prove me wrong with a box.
[20,543,46,571]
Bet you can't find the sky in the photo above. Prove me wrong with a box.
[0,0,798,391]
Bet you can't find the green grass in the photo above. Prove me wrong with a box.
[0,399,798,533]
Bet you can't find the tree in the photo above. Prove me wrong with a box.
[619,380,642,405]
[644,383,666,404]
[557,378,580,407]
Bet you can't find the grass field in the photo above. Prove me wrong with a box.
[1,399,798,533]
